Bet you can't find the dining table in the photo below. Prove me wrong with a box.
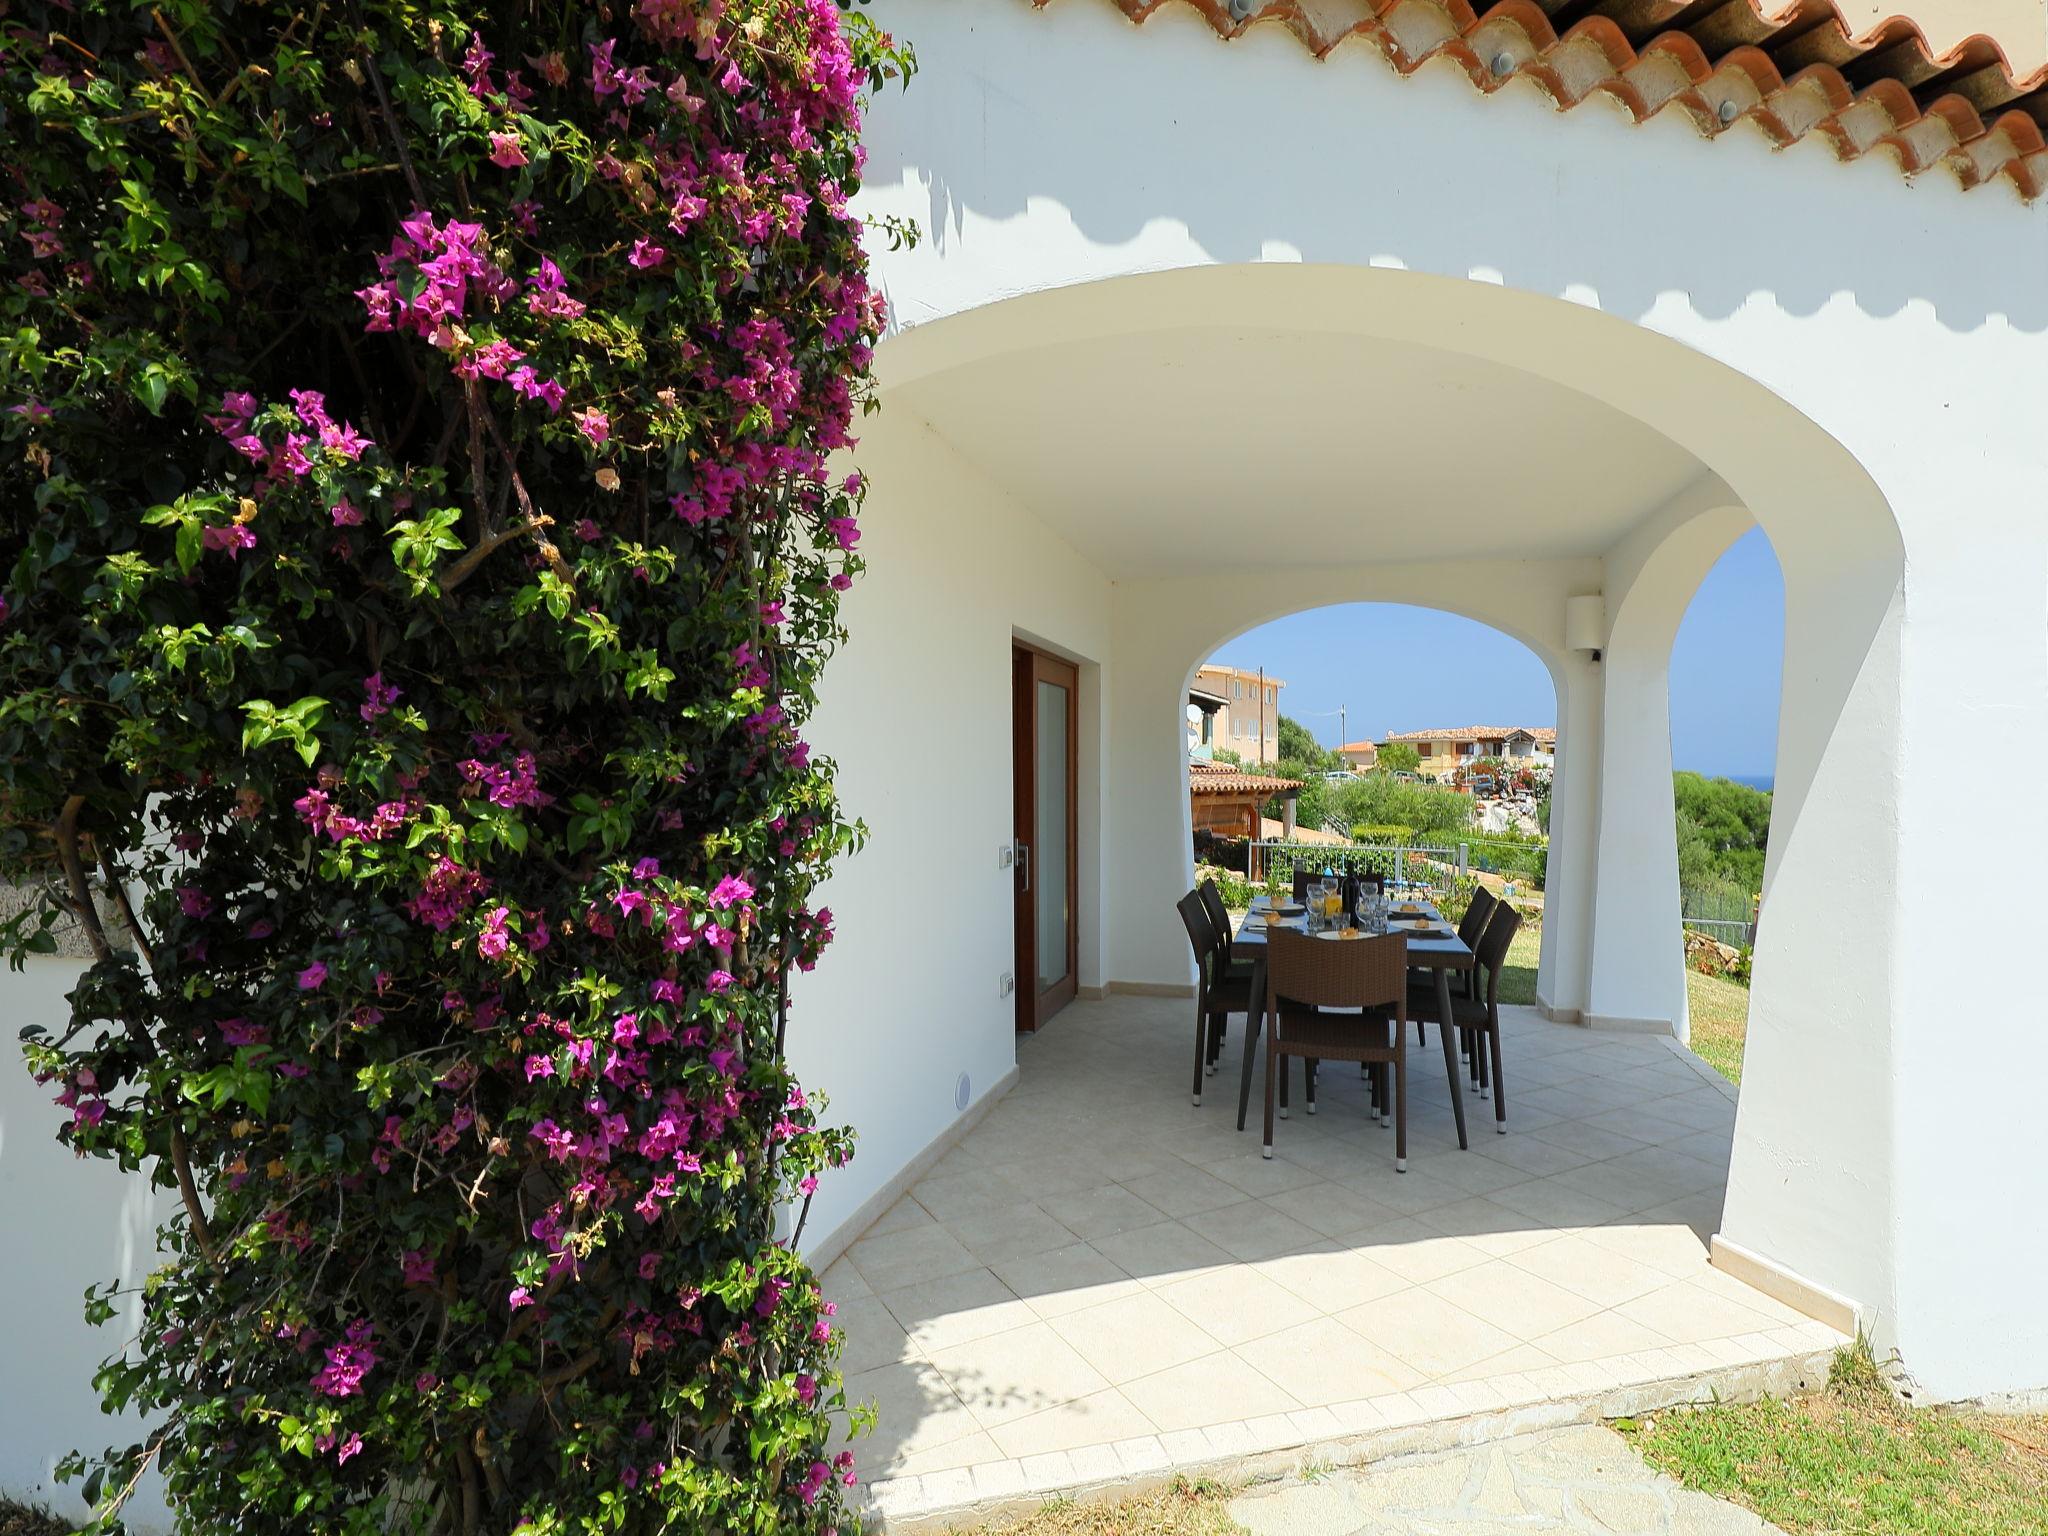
[1228,893,1471,1150]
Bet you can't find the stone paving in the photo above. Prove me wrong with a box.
[1227,1424,1783,1536]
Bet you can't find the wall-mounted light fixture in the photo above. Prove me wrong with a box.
[1565,593,1606,663]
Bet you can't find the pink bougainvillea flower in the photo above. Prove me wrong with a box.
[574,408,610,446]
[627,238,666,269]
[509,1287,534,1309]
[201,524,258,558]
[296,962,328,991]
[360,672,402,722]
[488,132,527,168]
[176,887,214,919]
[330,497,364,526]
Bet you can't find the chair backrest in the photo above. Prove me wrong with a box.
[1197,880,1232,950]
[1177,889,1217,979]
[1457,885,1498,951]
[1264,927,1407,1014]
[1473,903,1523,1010]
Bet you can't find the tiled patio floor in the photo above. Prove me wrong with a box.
[821,995,1843,1516]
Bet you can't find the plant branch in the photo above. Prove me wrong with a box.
[55,806,220,1277]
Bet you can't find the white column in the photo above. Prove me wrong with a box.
[1582,500,1753,1038]
[1536,653,1600,1022]
[1583,640,1688,1036]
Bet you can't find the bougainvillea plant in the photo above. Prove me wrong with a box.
[0,2,912,1531]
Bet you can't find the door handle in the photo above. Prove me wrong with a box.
[1016,841,1030,893]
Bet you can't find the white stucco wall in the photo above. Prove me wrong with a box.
[851,0,2048,1401]
[792,408,1113,1259]
[0,958,172,1529]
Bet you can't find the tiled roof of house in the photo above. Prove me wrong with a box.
[1339,740,1380,752]
[1040,0,2048,200]
[1190,760,1308,794]
[1386,725,1558,743]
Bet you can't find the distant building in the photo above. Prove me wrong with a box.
[1383,726,1556,781]
[1337,740,1378,772]
[1191,664,1284,763]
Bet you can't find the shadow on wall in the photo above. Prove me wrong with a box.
[862,0,2047,334]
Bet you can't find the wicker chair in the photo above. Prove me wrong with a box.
[1195,878,1253,1078]
[1177,891,1254,1107]
[1454,886,1498,998]
[1435,904,1523,1130]
[1261,928,1411,1170]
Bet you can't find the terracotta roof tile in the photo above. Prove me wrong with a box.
[1042,0,2048,199]
[1190,760,1307,793]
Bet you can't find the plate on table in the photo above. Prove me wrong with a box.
[1269,902,1305,917]
[1315,928,1366,941]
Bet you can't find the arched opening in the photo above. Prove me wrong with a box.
[800,262,1911,1483]
[1666,531,1787,1082]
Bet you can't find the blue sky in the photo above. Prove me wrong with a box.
[1207,528,1785,781]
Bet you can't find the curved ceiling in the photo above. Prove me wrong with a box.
[888,326,1711,577]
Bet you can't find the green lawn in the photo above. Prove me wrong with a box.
[1626,1345,2048,1536]
[1495,924,1749,1085]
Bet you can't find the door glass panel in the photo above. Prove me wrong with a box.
[1034,679,1069,991]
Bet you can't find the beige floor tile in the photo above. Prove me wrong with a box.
[1040,1183,1170,1241]
[1183,1199,1325,1263]
[1337,1165,1468,1216]
[1050,1289,1222,1384]
[1483,1173,1631,1230]
[835,1294,920,1374]
[1118,1164,1247,1218]
[1420,1196,1559,1255]
[889,1430,1005,1478]
[987,1387,1160,1459]
[819,1257,872,1304]
[1203,1151,1325,1198]
[927,1320,1112,1430]
[1355,1219,1492,1284]
[844,1359,986,1472]
[879,1267,1036,1355]
[1258,1242,1412,1311]
[1615,1280,1780,1345]
[990,1241,1145,1319]
[1436,1340,1561,1384]
[1155,1261,1321,1346]
[1581,1219,1713,1277]
[1236,1317,1427,1407]
[846,1222,983,1292]
[944,1201,1080,1265]
[1121,1350,1302,1432]
[1507,1234,1673,1307]
[1530,1309,1678,1363]
[866,1195,940,1235]
[909,1166,1025,1224]
[1427,1261,1604,1339]
[1339,1286,1521,1378]
[1261,1179,1402,1239]
[1090,1220,1237,1287]
[1525,1120,1651,1162]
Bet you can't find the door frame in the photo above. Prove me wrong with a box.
[1012,642,1080,1032]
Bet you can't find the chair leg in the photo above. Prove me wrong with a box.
[1262,1038,1279,1158]
[1305,1057,1318,1115]
[1278,1051,1290,1120]
[1476,1030,1491,1100]
[1192,996,1207,1107]
[1228,1011,1261,1130]
[1488,1025,1507,1132]
[1394,1051,1408,1172]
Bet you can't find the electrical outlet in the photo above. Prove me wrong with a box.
[998,971,1015,999]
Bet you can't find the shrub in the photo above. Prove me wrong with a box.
[0,5,909,1533]
[1193,864,1255,911]
[1350,823,1414,844]
[1330,776,1470,841]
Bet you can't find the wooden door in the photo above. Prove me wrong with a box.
[1012,645,1079,1031]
